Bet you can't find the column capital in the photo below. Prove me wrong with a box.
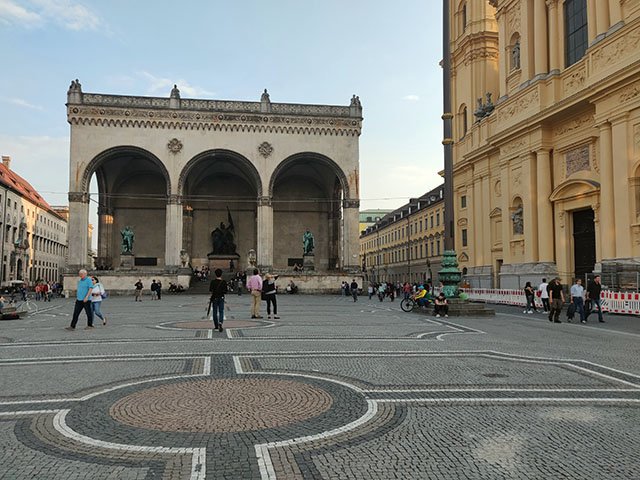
[545,0,559,8]
[342,199,360,209]
[97,206,113,216]
[257,196,272,207]
[68,191,89,203]
[167,194,182,205]
[609,112,630,126]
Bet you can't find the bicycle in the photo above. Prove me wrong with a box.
[400,296,434,313]
[15,294,39,316]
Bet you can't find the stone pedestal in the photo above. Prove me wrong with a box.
[303,254,315,271]
[207,254,240,273]
[120,254,134,270]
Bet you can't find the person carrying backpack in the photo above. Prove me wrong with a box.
[90,276,108,326]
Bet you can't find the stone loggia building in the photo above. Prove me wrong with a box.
[65,82,362,290]
[451,0,640,288]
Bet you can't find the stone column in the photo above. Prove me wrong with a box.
[524,153,539,263]
[182,205,193,255]
[520,0,533,81]
[164,195,183,268]
[598,122,615,260]
[500,164,512,265]
[497,9,507,97]
[67,192,90,270]
[609,0,622,26]
[596,0,610,36]
[587,0,597,43]
[472,177,483,265]
[534,0,548,76]
[97,206,114,268]
[611,114,632,257]
[547,0,560,72]
[256,196,273,269]
[342,199,360,270]
[536,149,554,262]
[481,175,491,266]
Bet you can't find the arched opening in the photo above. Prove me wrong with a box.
[270,153,348,270]
[180,150,261,268]
[85,147,170,270]
[510,33,521,71]
[511,196,524,235]
[459,104,468,139]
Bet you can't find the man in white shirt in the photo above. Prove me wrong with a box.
[570,278,586,324]
[538,278,549,313]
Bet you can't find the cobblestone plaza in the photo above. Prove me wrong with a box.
[0,294,638,479]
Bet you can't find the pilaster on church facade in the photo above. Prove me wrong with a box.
[451,0,640,289]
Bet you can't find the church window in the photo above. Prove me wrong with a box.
[461,195,467,209]
[462,228,468,247]
[565,0,588,67]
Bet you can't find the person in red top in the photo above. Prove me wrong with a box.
[246,268,263,319]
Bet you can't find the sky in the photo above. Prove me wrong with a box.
[0,0,445,219]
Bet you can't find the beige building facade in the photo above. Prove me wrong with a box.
[0,156,68,286]
[360,185,445,285]
[451,0,640,288]
[65,83,362,288]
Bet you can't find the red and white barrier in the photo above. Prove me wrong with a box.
[462,288,640,316]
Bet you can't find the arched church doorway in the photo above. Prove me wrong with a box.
[86,147,170,269]
[180,150,261,268]
[573,208,596,281]
[270,153,347,270]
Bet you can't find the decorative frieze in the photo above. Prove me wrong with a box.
[562,66,586,97]
[554,112,594,136]
[257,196,272,207]
[342,199,360,209]
[565,145,590,176]
[620,81,640,103]
[67,104,362,137]
[498,89,539,123]
[591,25,640,71]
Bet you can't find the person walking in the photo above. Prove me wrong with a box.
[367,284,374,300]
[134,279,143,301]
[538,278,550,313]
[150,280,158,300]
[247,268,263,319]
[66,269,94,330]
[156,280,162,300]
[523,281,536,313]
[208,268,227,332]
[350,279,359,302]
[547,277,564,323]
[586,275,605,323]
[90,276,108,326]
[570,278,587,323]
[263,273,280,319]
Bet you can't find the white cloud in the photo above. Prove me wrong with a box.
[2,97,44,110]
[0,0,42,26]
[402,94,420,102]
[0,134,69,205]
[139,71,216,98]
[0,0,100,30]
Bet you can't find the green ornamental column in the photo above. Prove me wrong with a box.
[438,250,461,298]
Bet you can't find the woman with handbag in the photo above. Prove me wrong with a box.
[90,276,108,326]
[263,274,280,319]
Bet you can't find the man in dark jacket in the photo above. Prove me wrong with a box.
[547,277,564,323]
[209,268,228,332]
[586,275,605,323]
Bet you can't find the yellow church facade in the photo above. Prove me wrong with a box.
[451,0,640,289]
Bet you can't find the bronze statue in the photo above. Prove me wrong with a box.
[121,226,134,254]
[210,208,237,255]
[303,229,315,255]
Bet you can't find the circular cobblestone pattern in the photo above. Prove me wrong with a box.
[174,320,261,329]
[110,378,333,433]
